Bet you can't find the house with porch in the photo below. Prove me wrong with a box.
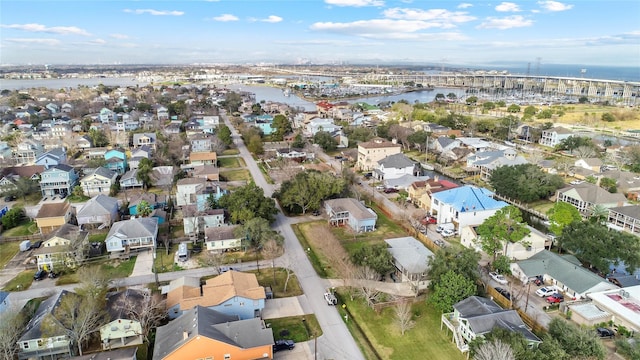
[33,223,88,272]
[575,157,603,173]
[460,224,548,260]
[128,146,152,170]
[39,164,78,197]
[0,165,43,193]
[153,305,274,360]
[35,148,67,169]
[375,153,418,181]
[132,132,157,150]
[204,225,242,252]
[13,140,44,165]
[189,151,217,166]
[105,217,158,255]
[119,169,143,189]
[430,186,508,230]
[104,149,127,175]
[556,182,627,216]
[100,289,148,350]
[183,208,226,237]
[357,138,402,171]
[539,126,573,147]
[465,148,528,181]
[165,271,266,320]
[325,198,377,232]
[76,194,120,230]
[607,205,640,236]
[35,201,73,235]
[79,167,118,197]
[385,236,433,293]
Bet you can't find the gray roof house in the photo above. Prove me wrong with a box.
[556,182,627,215]
[76,194,120,230]
[105,218,158,254]
[132,132,157,150]
[511,250,618,300]
[325,198,377,233]
[152,305,274,360]
[607,205,640,236]
[79,167,118,197]
[466,148,528,181]
[119,169,143,189]
[385,236,434,293]
[375,153,417,181]
[441,296,541,353]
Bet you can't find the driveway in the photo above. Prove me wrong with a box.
[263,295,311,319]
[274,340,313,360]
[130,249,154,277]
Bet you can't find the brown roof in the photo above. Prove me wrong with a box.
[36,202,70,218]
[189,152,217,162]
[1,165,45,178]
[205,225,239,241]
[358,138,401,149]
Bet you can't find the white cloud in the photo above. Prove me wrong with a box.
[1,23,90,36]
[262,15,283,23]
[537,1,573,12]
[383,8,476,24]
[495,2,521,12]
[457,3,473,9]
[88,39,106,45]
[324,0,384,7]
[5,38,61,46]
[477,15,533,29]
[213,14,239,22]
[110,33,129,39]
[123,9,184,16]
[310,19,468,40]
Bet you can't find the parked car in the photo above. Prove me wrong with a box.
[34,269,47,281]
[4,195,16,202]
[324,292,338,306]
[384,188,399,193]
[596,327,615,338]
[434,239,445,247]
[273,339,295,351]
[420,216,437,225]
[375,185,385,191]
[495,287,511,300]
[546,293,564,304]
[48,271,59,279]
[312,210,321,216]
[490,272,508,285]
[441,228,456,237]
[536,286,557,297]
[533,275,544,286]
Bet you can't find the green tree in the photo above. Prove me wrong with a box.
[492,255,512,275]
[136,102,152,112]
[275,170,345,214]
[578,96,589,104]
[490,164,565,202]
[88,128,109,147]
[466,96,478,105]
[71,185,86,199]
[136,158,154,190]
[434,93,445,102]
[506,104,521,113]
[547,318,606,360]
[476,206,530,262]
[220,92,242,113]
[407,130,429,151]
[271,114,292,141]
[137,200,153,217]
[218,182,278,224]
[246,134,264,154]
[217,124,233,146]
[1,207,24,229]
[428,270,476,313]
[313,130,337,152]
[351,244,394,276]
[523,105,537,117]
[236,217,283,249]
[167,100,187,117]
[601,112,615,122]
[2,177,39,200]
[599,177,617,193]
[546,202,582,237]
[428,247,481,288]
[482,102,496,110]
[291,133,306,148]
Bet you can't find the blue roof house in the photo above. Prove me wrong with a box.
[104,149,128,175]
[431,186,507,230]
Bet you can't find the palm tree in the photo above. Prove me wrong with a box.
[137,200,153,217]
[589,204,608,224]
[136,158,154,190]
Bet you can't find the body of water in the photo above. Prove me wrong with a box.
[0,77,149,91]
[473,64,640,83]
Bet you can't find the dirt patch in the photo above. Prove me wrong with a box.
[299,222,351,277]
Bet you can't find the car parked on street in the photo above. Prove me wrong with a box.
[324,292,338,305]
[273,339,295,351]
[420,216,437,225]
[489,272,509,285]
[495,287,511,300]
[441,228,456,237]
[384,188,399,193]
[546,293,564,303]
[536,286,557,297]
[596,327,615,338]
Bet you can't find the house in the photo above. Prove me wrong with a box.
[539,126,573,147]
[35,201,73,234]
[408,178,459,210]
[607,205,640,236]
[76,194,120,230]
[275,148,311,162]
[119,169,144,189]
[431,186,508,230]
[511,250,618,300]
[183,208,225,237]
[72,347,137,360]
[192,164,220,181]
[204,225,242,252]
[325,198,377,232]
[39,164,78,197]
[586,285,640,333]
[166,271,266,320]
[51,124,71,139]
[35,148,67,169]
[575,157,603,173]
[13,140,44,165]
[189,151,217,166]
[99,108,114,123]
[385,237,434,293]
[441,296,541,353]
[375,153,417,180]
[422,123,461,137]
[75,135,93,149]
[189,134,213,153]
[100,289,148,350]
[600,170,640,199]
[306,118,341,137]
[460,225,548,260]
[105,217,159,254]
[156,106,169,121]
[0,165,44,192]
[176,177,206,207]
[80,167,118,197]
[466,148,528,181]
[104,149,127,175]
[132,133,157,150]
[556,182,627,216]
[457,137,493,152]
[128,146,152,170]
[153,305,274,360]
[128,192,167,216]
[431,136,461,155]
[151,166,175,188]
[33,223,88,272]
[18,290,77,360]
[357,138,402,171]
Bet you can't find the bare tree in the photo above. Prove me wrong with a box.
[394,299,415,335]
[279,253,295,293]
[202,250,227,274]
[474,340,515,360]
[0,309,27,360]
[262,239,282,284]
[124,292,167,344]
[353,266,381,307]
[77,266,111,296]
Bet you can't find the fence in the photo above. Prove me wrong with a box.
[0,234,44,244]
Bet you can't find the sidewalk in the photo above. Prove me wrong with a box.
[327,278,416,297]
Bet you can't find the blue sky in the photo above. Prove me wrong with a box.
[1,0,639,67]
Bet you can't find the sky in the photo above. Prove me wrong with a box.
[1,0,639,67]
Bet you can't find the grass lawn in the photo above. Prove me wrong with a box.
[222,148,240,156]
[0,241,19,268]
[220,169,252,182]
[88,233,107,243]
[266,315,323,343]
[528,200,555,214]
[292,222,329,278]
[2,269,36,291]
[155,247,178,273]
[218,157,241,168]
[102,257,137,278]
[337,292,465,360]
[248,267,303,298]
[332,203,406,254]
[2,220,38,236]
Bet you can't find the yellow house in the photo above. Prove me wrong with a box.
[153,306,274,360]
[356,138,401,171]
[409,179,459,211]
[33,223,88,271]
[35,201,72,235]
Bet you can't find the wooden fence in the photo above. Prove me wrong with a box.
[0,234,44,244]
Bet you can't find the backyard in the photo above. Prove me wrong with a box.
[266,315,323,343]
[2,219,38,236]
[218,156,245,168]
[220,169,252,182]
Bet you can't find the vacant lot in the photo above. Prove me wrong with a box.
[218,157,243,168]
[220,169,252,182]
[266,315,323,343]
[248,267,303,298]
[296,221,350,278]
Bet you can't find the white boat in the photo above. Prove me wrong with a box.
[421,163,435,171]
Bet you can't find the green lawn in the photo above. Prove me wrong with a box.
[2,269,36,291]
[266,315,323,343]
[332,203,406,254]
[2,220,38,236]
[337,292,465,360]
[529,200,555,214]
[218,157,242,168]
[291,223,328,278]
[0,241,20,268]
[101,257,137,278]
[220,169,252,182]
[88,233,107,243]
[222,149,240,156]
[248,267,303,298]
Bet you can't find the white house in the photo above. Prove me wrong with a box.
[105,218,159,254]
[100,289,147,350]
[204,225,242,252]
[80,167,118,197]
[375,153,417,181]
[431,186,508,230]
[183,208,225,237]
[176,177,206,207]
[460,225,549,260]
[539,127,573,147]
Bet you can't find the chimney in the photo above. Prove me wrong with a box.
[183,331,188,340]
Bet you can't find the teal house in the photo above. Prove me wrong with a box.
[104,149,127,175]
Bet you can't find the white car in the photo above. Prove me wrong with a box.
[441,228,456,237]
[535,286,557,297]
[324,292,337,305]
[489,272,508,285]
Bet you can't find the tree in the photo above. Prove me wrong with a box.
[124,292,166,344]
[88,128,109,147]
[546,202,582,237]
[483,102,496,110]
[622,145,640,172]
[136,158,154,190]
[237,217,283,249]
[271,114,292,141]
[202,251,228,274]
[217,124,233,146]
[291,133,306,148]
[599,177,617,193]
[353,266,381,307]
[547,318,606,360]
[1,207,23,229]
[2,177,39,200]
[247,134,264,155]
[428,270,476,313]
[394,300,415,335]
[406,130,429,151]
[476,206,530,262]
[351,243,394,276]
[556,136,594,154]
[218,182,278,224]
[474,340,515,360]
[601,112,615,122]
[434,93,445,102]
[313,130,337,152]
[493,255,512,275]
[275,170,345,214]
[507,104,521,113]
[0,308,27,360]
[137,200,153,217]
[490,164,565,203]
[466,96,478,105]
[428,247,481,288]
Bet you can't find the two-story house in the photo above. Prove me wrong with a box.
[119,169,144,189]
[431,186,508,230]
[166,271,266,320]
[80,167,118,197]
[183,208,225,237]
[76,194,120,230]
[33,223,88,272]
[556,182,627,216]
[607,205,640,236]
[132,133,157,150]
[13,140,44,165]
[357,138,402,171]
[375,153,417,181]
[407,178,459,210]
[39,164,78,197]
[35,148,67,169]
[466,148,528,181]
[189,151,217,166]
[100,289,148,350]
[128,146,152,170]
[156,106,169,121]
[189,134,214,153]
[325,198,377,232]
[176,178,206,207]
[35,201,73,235]
[539,126,573,147]
[105,218,159,255]
[204,225,241,252]
[385,237,434,293]
[104,149,127,175]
